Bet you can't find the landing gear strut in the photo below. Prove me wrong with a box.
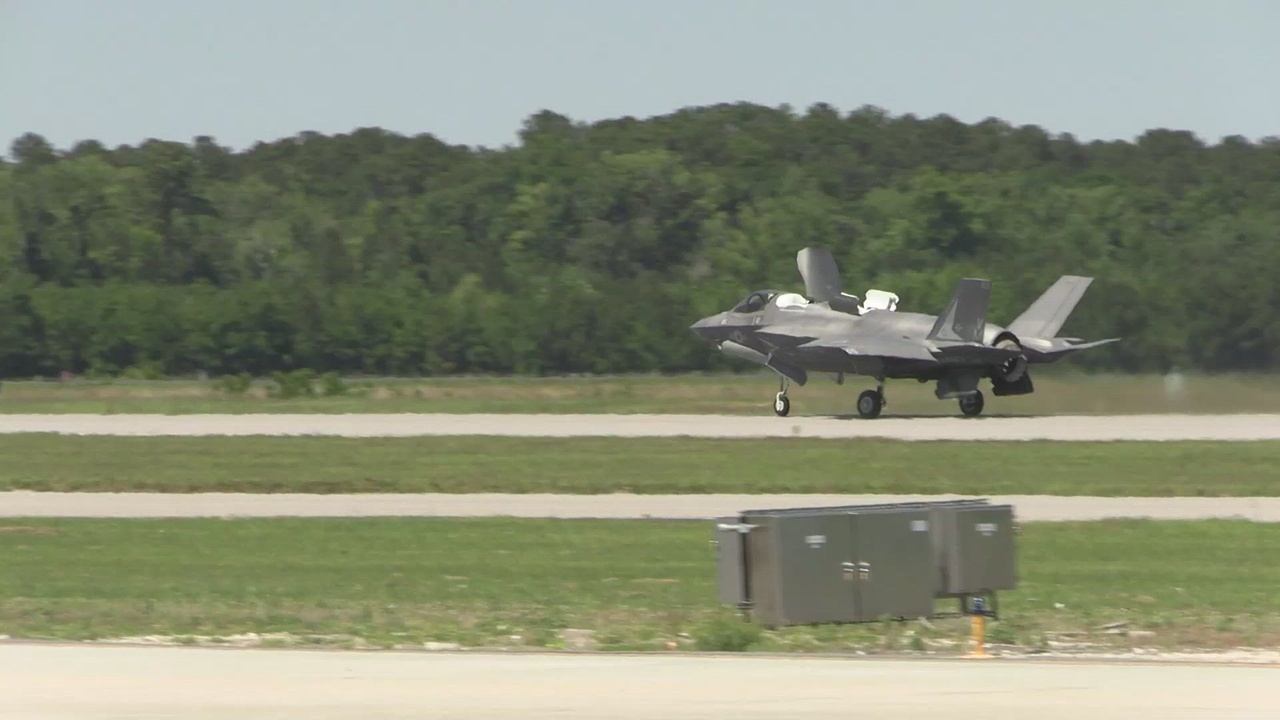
[773,377,791,417]
[856,379,886,419]
[959,389,985,417]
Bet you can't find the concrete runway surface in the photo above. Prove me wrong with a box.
[5,491,1280,522]
[0,412,1277,440]
[5,644,1277,720]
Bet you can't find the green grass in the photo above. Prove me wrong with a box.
[1,371,1278,415]
[1,517,1277,654]
[2,435,1279,496]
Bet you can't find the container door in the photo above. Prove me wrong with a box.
[850,510,936,621]
[714,518,748,606]
[773,513,856,624]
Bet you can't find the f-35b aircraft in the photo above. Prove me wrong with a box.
[688,247,1119,418]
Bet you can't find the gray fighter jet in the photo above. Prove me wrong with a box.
[688,247,1119,418]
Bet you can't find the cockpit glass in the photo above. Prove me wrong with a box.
[732,289,779,313]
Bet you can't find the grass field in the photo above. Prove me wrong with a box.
[1,371,1278,415]
[1,435,1278,496]
[1,517,1277,654]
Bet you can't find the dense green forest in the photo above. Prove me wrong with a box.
[2,102,1278,379]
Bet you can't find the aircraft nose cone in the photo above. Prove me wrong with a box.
[689,314,721,339]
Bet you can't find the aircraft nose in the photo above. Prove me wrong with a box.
[689,314,723,339]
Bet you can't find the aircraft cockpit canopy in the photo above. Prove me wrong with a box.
[731,289,781,313]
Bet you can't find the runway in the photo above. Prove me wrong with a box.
[5,644,1276,720]
[3,414,1276,718]
[3,491,1279,521]
[0,412,1276,440]
[0,412,1274,521]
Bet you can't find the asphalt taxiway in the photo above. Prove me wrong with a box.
[0,412,1275,521]
[3,491,1279,522]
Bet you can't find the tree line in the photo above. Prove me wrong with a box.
[2,102,1278,379]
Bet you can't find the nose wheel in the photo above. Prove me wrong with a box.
[773,377,791,416]
[773,392,790,416]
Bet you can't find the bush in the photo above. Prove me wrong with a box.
[214,373,254,395]
[319,372,347,397]
[270,369,317,399]
[693,612,763,652]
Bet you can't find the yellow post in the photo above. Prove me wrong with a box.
[969,613,987,657]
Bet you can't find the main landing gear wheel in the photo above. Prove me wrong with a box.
[959,390,985,417]
[773,392,791,417]
[856,390,883,419]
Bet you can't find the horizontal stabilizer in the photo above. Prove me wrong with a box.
[927,278,991,344]
[1008,275,1093,339]
[1022,336,1121,363]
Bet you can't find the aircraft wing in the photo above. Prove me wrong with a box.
[795,336,938,362]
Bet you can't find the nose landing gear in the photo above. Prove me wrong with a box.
[773,377,791,416]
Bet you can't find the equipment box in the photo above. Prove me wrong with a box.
[934,504,1018,596]
[722,504,936,627]
[714,499,1017,628]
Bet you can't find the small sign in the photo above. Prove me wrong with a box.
[976,523,998,536]
[804,534,827,548]
[910,520,929,532]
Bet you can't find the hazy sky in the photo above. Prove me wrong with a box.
[3,0,1277,154]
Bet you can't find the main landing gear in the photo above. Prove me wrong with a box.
[770,378,986,419]
[856,379,886,419]
[959,389,985,417]
[854,381,985,419]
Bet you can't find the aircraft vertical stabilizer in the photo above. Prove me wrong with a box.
[1007,275,1093,339]
[926,278,991,344]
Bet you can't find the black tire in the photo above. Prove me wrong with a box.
[959,390,985,417]
[857,390,883,419]
[773,393,790,417]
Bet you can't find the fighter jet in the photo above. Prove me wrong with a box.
[688,247,1120,418]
